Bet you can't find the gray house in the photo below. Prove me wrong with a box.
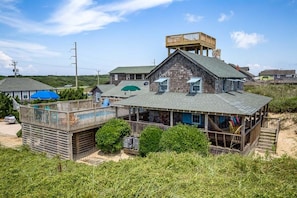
[0,78,55,101]
[114,50,276,154]
[109,66,155,85]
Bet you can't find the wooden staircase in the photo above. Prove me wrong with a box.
[257,128,278,153]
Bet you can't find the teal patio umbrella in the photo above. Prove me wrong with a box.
[121,85,141,91]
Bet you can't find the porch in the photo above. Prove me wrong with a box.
[117,104,276,154]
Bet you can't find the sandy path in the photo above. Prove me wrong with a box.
[0,121,22,148]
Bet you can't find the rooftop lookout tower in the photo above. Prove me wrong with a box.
[166,32,216,57]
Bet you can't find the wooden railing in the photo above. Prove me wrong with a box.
[126,120,244,151]
[166,32,216,49]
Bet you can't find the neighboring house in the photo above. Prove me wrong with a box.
[114,50,275,154]
[229,64,255,81]
[102,80,150,99]
[0,77,56,101]
[259,69,296,80]
[109,66,155,85]
[90,84,115,102]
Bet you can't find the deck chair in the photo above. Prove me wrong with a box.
[230,125,243,149]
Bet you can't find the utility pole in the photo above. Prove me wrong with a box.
[10,60,18,77]
[72,42,78,89]
[97,69,100,85]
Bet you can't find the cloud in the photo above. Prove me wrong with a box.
[0,51,13,68]
[218,10,234,22]
[230,31,265,49]
[0,0,174,36]
[184,13,204,23]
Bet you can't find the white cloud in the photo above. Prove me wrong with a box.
[0,0,174,36]
[0,51,13,68]
[0,40,60,60]
[230,31,265,49]
[184,13,204,23]
[218,10,234,22]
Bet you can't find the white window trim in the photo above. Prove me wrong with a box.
[114,74,118,81]
[187,77,202,93]
[155,78,169,92]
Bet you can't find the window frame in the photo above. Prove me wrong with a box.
[192,114,201,125]
[187,77,202,94]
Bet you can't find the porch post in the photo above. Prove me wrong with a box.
[204,114,209,137]
[170,111,173,127]
[136,108,139,122]
[128,106,131,121]
[240,116,246,151]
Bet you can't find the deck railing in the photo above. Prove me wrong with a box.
[166,32,216,49]
[20,105,116,132]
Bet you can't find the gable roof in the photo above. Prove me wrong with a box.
[147,50,245,79]
[109,66,156,74]
[259,69,296,76]
[0,78,55,92]
[102,80,150,98]
[113,91,271,116]
[90,84,115,93]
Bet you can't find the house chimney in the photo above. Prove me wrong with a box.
[212,49,221,59]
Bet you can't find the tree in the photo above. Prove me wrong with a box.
[58,88,87,101]
[159,124,209,156]
[0,93,13,118]
[95,119,131,153]
[139,126,163,157]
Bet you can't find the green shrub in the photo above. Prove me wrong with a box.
[95,119,131,153]
[139,126,163,157]
[159,124,209,156]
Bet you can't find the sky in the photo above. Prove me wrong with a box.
[0,0,296,77]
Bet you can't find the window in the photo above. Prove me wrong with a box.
[114,74,118,81]
[136,74,142,79]
[192,114,201,125]
[129,74,134,80]
[187,78,201,93]
[154,78,169,92]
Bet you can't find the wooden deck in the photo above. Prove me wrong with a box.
[166,32,216,55]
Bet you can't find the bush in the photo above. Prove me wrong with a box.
[159,124,209,156]
[95,119,131,153]
[139,126,163,157]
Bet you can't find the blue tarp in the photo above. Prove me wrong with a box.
[31,90,60,100]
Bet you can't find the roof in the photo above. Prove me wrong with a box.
[90,84,115,93]
[102,80,150,98]
[113,91,272,116]
[259,69,296,76]
[109,66,156,74]
[229,64,255,78]
[147,50,245,79]
[0,78,55,92]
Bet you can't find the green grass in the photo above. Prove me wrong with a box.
[245,84,297,113]
[1,146,296,197]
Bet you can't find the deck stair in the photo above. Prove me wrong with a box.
[257,128,278,153]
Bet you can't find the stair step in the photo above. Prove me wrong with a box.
[260,131,277,136]
[259,139,275,144]
[259,136,276,141]
[258,141,274,148]
[256,148,275,153]
[261,128,276,133]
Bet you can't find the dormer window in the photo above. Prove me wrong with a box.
[154,78,169,92]
[187,77,202,94]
